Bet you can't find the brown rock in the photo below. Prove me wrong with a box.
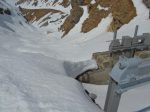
[60,6,83,37]
[96,0,114,7]
[60,0,70,7]
[82,3,110,33]
[20,8,63,22]
[82,0,136,33]
[77,51,112,85]
[108,0,137,31]
[18,0,137,37]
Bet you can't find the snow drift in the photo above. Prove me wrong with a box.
[0,1,101,112]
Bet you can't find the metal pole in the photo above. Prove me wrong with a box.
[149,8,150,19]
[104,78,113,111]
[134,25,139,37]
[104,78,122,112]
[113,30,118,40]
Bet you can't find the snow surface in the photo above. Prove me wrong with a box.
[97,5,109,11]
[83,83,150,112]
[0,1,101,112]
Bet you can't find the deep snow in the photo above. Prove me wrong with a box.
[0,1,101,112]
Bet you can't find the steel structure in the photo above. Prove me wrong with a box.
[104,56,150,112]
[109,26,150,54]
[103,26,150,112]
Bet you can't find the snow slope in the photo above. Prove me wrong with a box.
[0,1,101,112]
[16,0,72,39]
[83,83,150,112]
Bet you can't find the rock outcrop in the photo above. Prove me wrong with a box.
[0,8,11,15]
[17,0,137,37]
[81,4,110,33]
[106,0,137,31]
[64,0,136,34]
[60,0,70,7]
[20,8,63,23]
[60,6,83,37]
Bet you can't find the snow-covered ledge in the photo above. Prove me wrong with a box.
[63,59,98,78]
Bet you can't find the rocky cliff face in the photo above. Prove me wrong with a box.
[107,0,137,31]
[16,0,138,37]
[81,3,110,33]
[82,0,136,32]
[16,0,71,37]
[60,5,83,37]
[20,7,64,23]
[60,0,136,36]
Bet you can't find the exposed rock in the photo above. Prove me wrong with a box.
[16,0,39,5]
[40,21,48,27]
[0,8,11,15]
[82,3,110,33]
[82,0,136,33]
[71,0,91,6]
[60,0,70,7]
[17,0,137,37]
[143,0,150,8]
[32,0,38,6]
[71,0,80,7]
[52,0,59,6]
[80,0,91,5]
[4,9,11,15]
[0,8,4,14]
[60,6,83,37]
[16,0,28,5]
[96,0,112,7]
[19,8,63,22]
[77,51,112,85]
[108,0,137,31]
[16,0,62,6]
[107,19,122,32]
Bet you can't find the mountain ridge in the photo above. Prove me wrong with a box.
[16,0,139,38]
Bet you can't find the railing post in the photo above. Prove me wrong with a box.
[149,8,150,19]
[134,25,139,37]
[104,78,121,112]
[113,30,118,40]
